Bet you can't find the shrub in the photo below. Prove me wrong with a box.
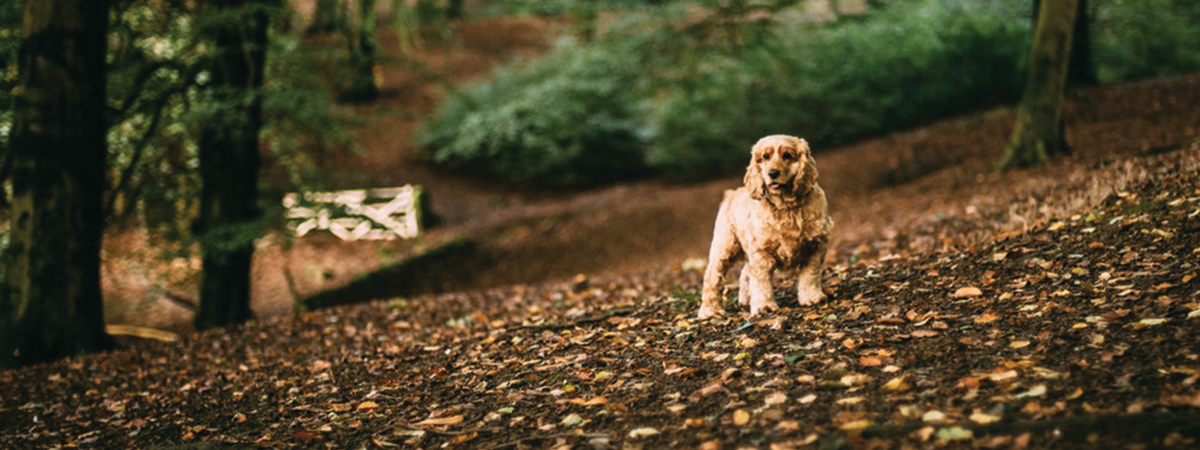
[418,39,647,186]
[645,0,1030,180]
[1092,0,1200,82]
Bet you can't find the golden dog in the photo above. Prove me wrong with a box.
[698,135,833,319]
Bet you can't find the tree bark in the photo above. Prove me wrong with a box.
[194,0,269,330]
[308,0,342,34]
[343,0,379,102]
[1,0,113,367]
[998,0,1078,170]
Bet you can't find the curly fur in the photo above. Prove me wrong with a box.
[698,135,834,319]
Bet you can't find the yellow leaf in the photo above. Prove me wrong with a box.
[840,419,871,430]
[882,376,910,392]
[732,409,751,426]
[1009,340,1031,349]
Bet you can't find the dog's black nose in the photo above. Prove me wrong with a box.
[768,170,780,179]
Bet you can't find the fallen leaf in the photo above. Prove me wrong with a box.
[415,415,464,427]
[356,401,379,412]
[628,427,659,438]
[988,370,1019,382]
[840,420,871,430]
[936,426,974,441]
[733,409,751,426]
[1009,340,1031,349]
[778,420,801,433]
[837,396,864,405]
[922,410,947,423]
[911,330,940,338]
[561,413,583,427]
[1015,384,1047,399]
[970,411,1000,424]
[953,287,983,298]
[974,313,1000,324]
[859,356,883,367]
[798,393,817,404]
[883,376,910,392]
[764,392,788,406]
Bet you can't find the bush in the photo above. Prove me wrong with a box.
[645,0,1030,180]
[423,0,1200,186]
[1093,0,1200,82]
[418,39,647,186]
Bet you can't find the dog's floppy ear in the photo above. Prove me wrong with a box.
[793,138,818,198]
[744,146,764,200]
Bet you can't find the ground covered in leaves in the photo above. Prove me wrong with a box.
[4,145,1200,449]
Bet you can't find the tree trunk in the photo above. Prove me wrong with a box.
[344,0,379,102]
[1067,0,1096,86]
[998,0,1078,170]
[1032,0,1095,86]
[309,0,342,34]
[445,0,464,19]
[194,0,269,330]
[1,0,113,367]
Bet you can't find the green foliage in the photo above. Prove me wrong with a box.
[422,0,1031,183]
[418,38,647,186]
[1092,0,1200,82]
[100,0,351,244]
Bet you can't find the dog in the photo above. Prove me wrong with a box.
[697,135,833,319]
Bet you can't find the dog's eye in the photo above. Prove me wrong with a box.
[782,153,795,161]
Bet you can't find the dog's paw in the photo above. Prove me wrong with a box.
[697,303,725,320]
[797,290,826,306]
[749,300,779,317]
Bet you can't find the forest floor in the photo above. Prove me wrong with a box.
[8,9,1200,450]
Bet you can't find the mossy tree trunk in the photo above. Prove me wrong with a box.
[194,0,270,330]
[1033,0,1096,86]
[999,0,1079,170]
[1,0,114,367]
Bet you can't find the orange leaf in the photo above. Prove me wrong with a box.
[416,415,464,427]
[974,313,1000,324]
[953,287,983,298]
[859,356,883,367]
[356,401,379,412]
[911,330,939,338]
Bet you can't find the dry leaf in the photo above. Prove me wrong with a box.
[911,330,940,338]
[974,313,1000,324]
[860,356,883,366]
[840,419,871,430]
[953,287,983,298]
[415,415,464,427]
[764,392,788,406]
[356,401,379,412]
[628,427,659,438]
[882,376,910,392]
[733,409,751,426]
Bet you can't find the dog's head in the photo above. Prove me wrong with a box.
[744,134,818,201]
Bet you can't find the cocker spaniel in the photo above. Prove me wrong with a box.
[697,135,834,319]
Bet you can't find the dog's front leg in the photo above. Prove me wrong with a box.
[746,254,778,316]
[796,239,828,306]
